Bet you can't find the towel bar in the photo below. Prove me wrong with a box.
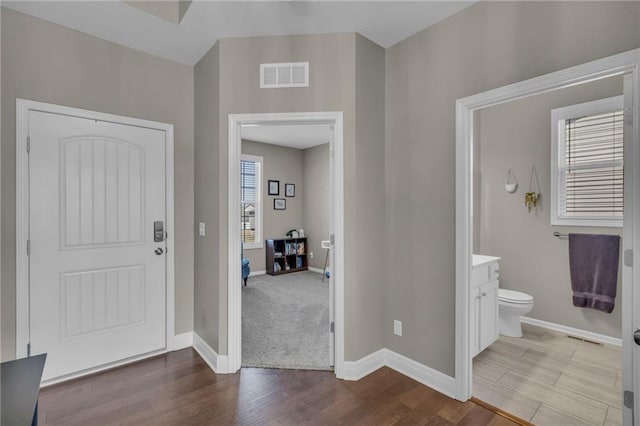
[553,231,622,240]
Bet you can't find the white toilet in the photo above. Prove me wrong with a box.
[498,289,534,337]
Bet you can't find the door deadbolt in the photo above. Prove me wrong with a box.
[635,329,640,346]
[155,248,164,255]
[154,221,165,242]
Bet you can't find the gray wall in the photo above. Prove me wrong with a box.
[302,143,330,270]
[242,140,304,272]
[194,43,220,351]
[194,32,387,361]
[385,1,640,376]
[354,34,386,357]
[476,76,623,338]
[1,8,195,360]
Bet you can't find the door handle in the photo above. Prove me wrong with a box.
[155,248,164,255]
[634,329,640,345]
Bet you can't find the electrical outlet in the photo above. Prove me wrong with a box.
[309,251,314,259]
[199,222,206,236]
[394,320,402,336]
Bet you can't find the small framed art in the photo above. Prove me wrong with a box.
[268,180,280,195]
[274,198,286,210]
[285,183,295,197]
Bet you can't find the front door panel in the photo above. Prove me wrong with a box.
[29,111,167,381]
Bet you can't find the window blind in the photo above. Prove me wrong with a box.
[241,160,257,243]
[560,110,623,218]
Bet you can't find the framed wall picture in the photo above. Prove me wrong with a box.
[274,198,286,210]
[268,180,280,195]
[285,183,295,197]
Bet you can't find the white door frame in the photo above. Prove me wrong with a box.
[227,111,345,377]
[455,49,640,423]
[15,99,177,369]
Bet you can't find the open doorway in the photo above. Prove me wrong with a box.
[455,49,640,426]
[239,124,332,370]
[470,76,623,425]
[227,112,345,376]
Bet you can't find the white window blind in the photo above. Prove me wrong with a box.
[551,96,624,227]
[241,155,262,248]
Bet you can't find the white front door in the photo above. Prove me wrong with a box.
[28,110,167,381]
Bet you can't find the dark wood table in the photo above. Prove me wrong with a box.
[1,354,46,426]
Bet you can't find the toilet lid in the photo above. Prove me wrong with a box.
[499,289,533,304]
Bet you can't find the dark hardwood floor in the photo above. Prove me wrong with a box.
[38,349,517,425]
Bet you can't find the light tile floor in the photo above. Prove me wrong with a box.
[473,323,622,425]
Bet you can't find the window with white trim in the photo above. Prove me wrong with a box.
[241,154,263,248]
[551,96,624,227]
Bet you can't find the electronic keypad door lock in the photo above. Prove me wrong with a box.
[634,329,640,345]
[154,221,165,242]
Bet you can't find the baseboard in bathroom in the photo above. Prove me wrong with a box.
[520,316,621,347]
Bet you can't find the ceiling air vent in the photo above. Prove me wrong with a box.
[260,62,309,88]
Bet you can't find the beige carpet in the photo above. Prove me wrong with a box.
[241,271,332,370]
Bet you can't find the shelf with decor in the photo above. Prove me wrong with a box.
[266,237,308,275]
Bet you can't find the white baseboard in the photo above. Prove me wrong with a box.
[383,349,456,399]
[193,332,229,373]
[341,348,456,399]
[249,270,266,277]
[308,267,324,274]
[521,316,622,347]
[171,331,194,350]
[342,348,385,381]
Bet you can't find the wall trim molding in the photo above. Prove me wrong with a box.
[248,270,266,277]
[15,98,176,362]
[342,349,386,381]
[455,48,640,403]
[342,348,456,399]
[521,316,622,347]
[308,267,324,274]
[228,111,345,377]
[171,332,194,350]
[193,332,228,374]
[384,349,456,399]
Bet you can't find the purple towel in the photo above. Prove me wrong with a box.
[568,233,620,313]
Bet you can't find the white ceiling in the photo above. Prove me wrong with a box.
[3,1,476,66]
[242,124,331,149]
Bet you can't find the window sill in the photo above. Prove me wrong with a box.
[551,218,623,228]
[243,242,263,250]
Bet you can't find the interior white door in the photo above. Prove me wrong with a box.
[623,73,637,426]
[28,110,167,381]
[329,128,335,367]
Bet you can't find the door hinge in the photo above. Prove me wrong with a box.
[26,136,31,153]
[624,390,634,410]
[624,249,633,267]
[330,322,335,333]
[27,240,31,256]
[27,343,31,357]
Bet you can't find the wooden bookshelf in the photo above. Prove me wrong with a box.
[266,237,308,275]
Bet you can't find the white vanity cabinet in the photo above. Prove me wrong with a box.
[471,256,500,358]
